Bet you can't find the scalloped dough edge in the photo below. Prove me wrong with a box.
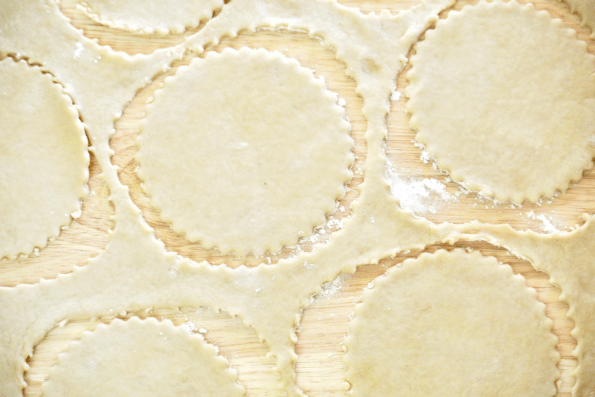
[343,249,560,396]
[41,316,245,396]
[77,0,224,35]
[136,46,354,257]
[405,0,595,204]
[0,56,89,260]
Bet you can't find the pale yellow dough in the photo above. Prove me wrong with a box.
[0,0,452,390]
[453,215,595,396]
[344,249,560,397]
[565,0,595,38]
[137,47,354,257]
[42,317,245,397]
[406,0,595,203]
[9,0,595,396]
[0,58,89,260]
[79,0,223,34]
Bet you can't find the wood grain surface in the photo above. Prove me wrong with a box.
[1,0,592,395]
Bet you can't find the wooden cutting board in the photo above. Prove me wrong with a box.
[2,0,593,395]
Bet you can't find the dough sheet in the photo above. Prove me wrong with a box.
[452,214,595,396]
[79,0,223,34]
[406,0,595,203]
[137,47,354,257]
[344,249,559,396]
[0,0,593,396]
[0,57,89,260]
[42,317,245,397]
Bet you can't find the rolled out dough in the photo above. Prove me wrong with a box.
[406,0,595,203]
[6,0,595,395]
[137,47,354,257]
[42,317,246,397]
[0,58,89,260]
[79,0,223,34]
[344,249,560,397]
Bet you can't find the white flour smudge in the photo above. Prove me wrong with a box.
[316,273,352,300]
[387,171,459,215]
[526,210,561,233]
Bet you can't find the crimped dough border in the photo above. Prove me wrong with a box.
[344,249,560,396]
[77,0,223,35]
[136,47,354,257]
[42,316,245,396]
[405,0,595,203]
[0,56,89,260]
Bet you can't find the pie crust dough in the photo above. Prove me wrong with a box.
[453,215,595,396]
[0,58,89,260]
[344,249,559,397]
[4,0,595,396]
[406,0,595,203]
[42,317,245,397]
[0,0,451,390]
[78,0,223,34]
[137,47,354,257]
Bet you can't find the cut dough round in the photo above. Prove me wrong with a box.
[344,249,559,397]
[0,58,89,260]
[42,317,245,397]
[406,0,595,203]
[79,0,223,34]
[137,47,354,257]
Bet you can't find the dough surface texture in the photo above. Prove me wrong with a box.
[406,0,595,203]
[137,47,354,256]
[0,0,450,389]
[0,58,88,260]
[5,0,595,396]
[344,249,559,397]
[454,214,595,396]
[79,0,223,34]
[42,317,245,397]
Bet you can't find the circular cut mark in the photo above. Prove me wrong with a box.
[137,47,354,257]
[79,0,223,34]
[42,317,245,397]
[344,249,560,397]
[0,58,89,260]
[406,0,595,203]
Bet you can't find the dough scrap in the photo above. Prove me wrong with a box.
[565,0,595,38]
[78,0,223,34]
[0,58,89,260]
[137,47,354,257]
[406,0,595,204]
[344,249,560,397]
[42,317,245,397]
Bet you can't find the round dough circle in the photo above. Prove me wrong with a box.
[79,0,223,34]
[344,249,559,397]
[137,47,354,257]
[406,0,595,203]
[0,58,89,260]
[42,317,245,397]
